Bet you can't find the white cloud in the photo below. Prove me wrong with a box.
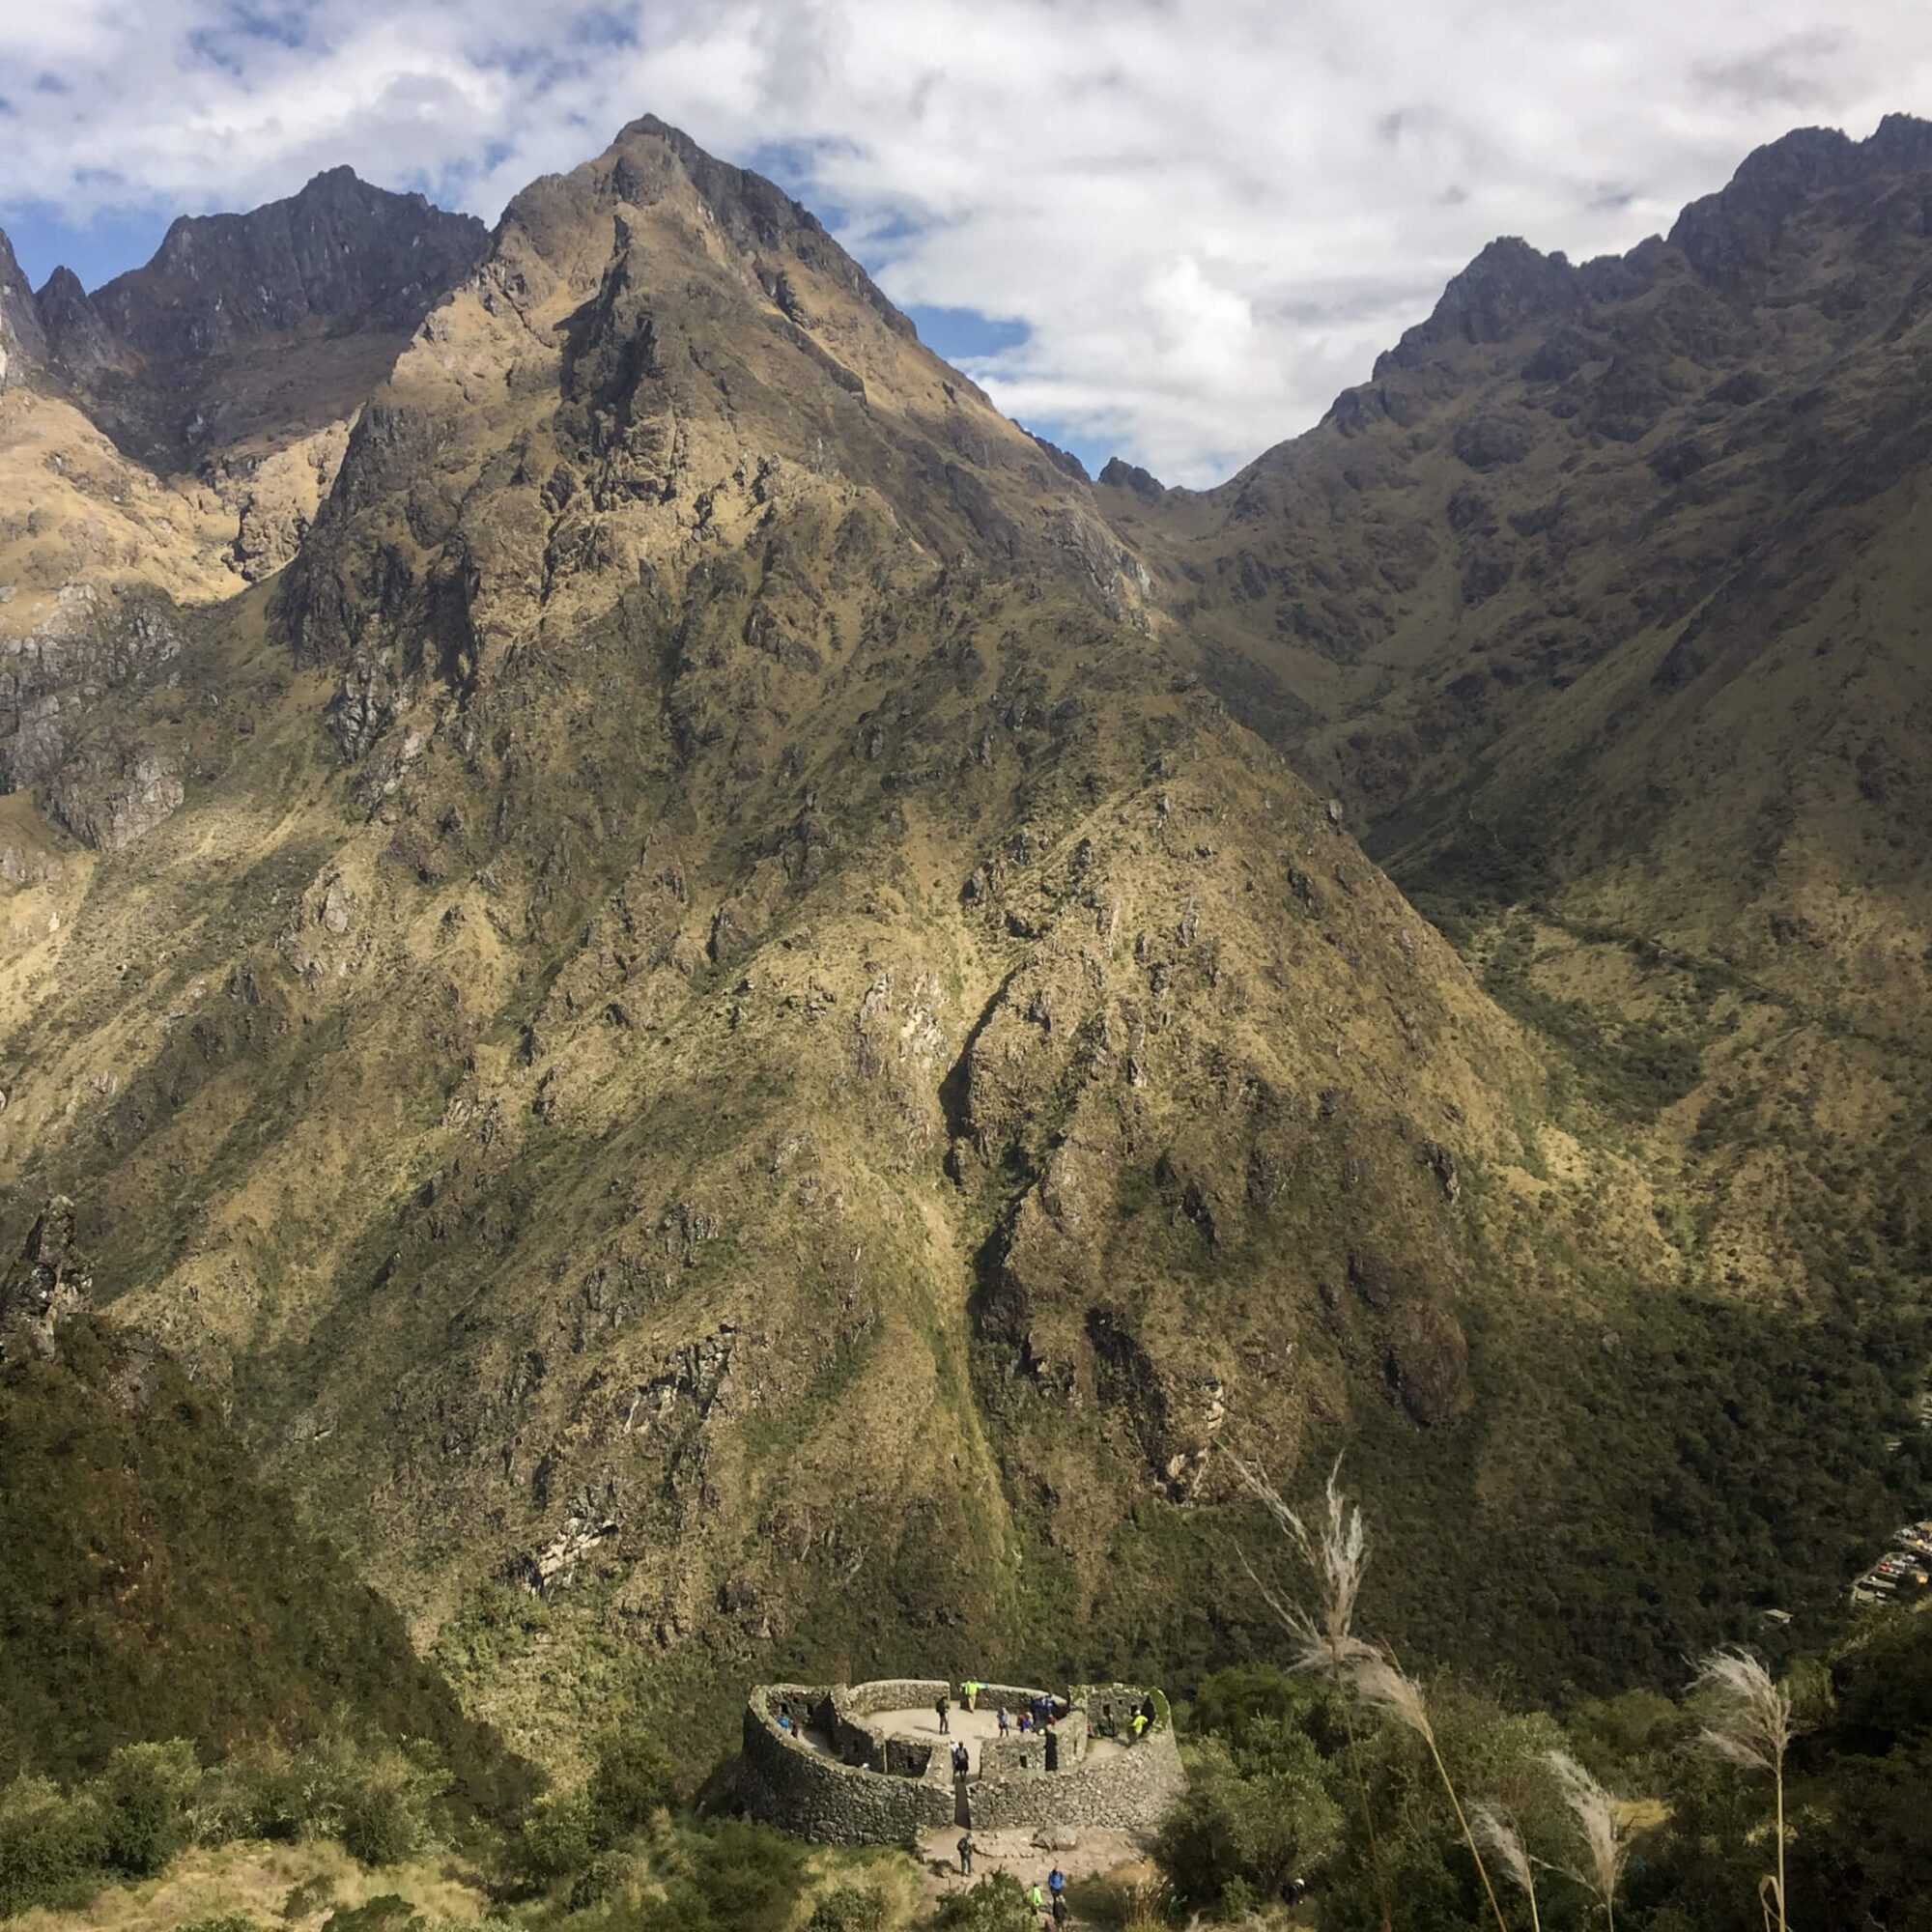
[2,0,1930,482]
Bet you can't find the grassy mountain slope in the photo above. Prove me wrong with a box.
[1107,114,1932,1501]
[0,116,1924,1773]
[0,1206,527,1809]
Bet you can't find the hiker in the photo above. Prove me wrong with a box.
[1027,1880,1045,1915]
[1052,1895,1069,1927]
[1018,1709,1033,1734]
[997,1706,1010,1735]
[1044,1727,1060,1772]
[776,1711,793,1735]
[1129,1709,1149,1745]
[966,1679,980,1711]
[957,1832,976,1876]
[1048,1867,1066,1901]
[935,1692,951,1735]
[952,1740,971,1777]
[1281,1875,1308,1910]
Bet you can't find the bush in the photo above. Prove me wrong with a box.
[934,1871,1036,1931]
[670,1819,810,1932]
[568,1848,636,1910]
[321,1897,423,1932]
[587,1731,676,1838]
[518,1787,601,1885]
[100,1738,200,1876]
[0,1774,109,1918]
[281,1874,338,1920]
[1156,1734,1341,1912]
[807,1881,889,1931]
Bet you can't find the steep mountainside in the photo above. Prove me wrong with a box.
[0,1199,528,1802]
[1109,115,1932,1348]
[0,116,1924,1771]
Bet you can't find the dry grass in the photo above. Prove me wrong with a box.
[4,1840,492,1932]
[1692,1648,1798,1932]
[1544,1750,1627,1930]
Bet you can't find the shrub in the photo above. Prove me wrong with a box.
[100,1738,200,1877]
[283,1872,338,1919]
[1156,1734,1342,1911]
[0,1774,109,1918]
[808,1880,890,1931]
[672,1819,810,1932]
[935,1871,1036,1931]
[568,1848,637,1910]
[587,1731,676,1838]
[518,1787,601,1885]
[320,1897,424,1932]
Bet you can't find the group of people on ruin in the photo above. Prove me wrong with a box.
[928,1682,1160,1789]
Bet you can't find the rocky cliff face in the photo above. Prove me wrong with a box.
[0,115,1925,1765]
[0,1196,92,1363]
[0,172,487,856]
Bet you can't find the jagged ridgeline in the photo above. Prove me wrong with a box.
[0,1202,528,1808]
[0,110,1927,1777]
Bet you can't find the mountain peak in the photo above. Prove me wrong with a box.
[592,114,918,340]
[90,172,486,359]
[1668,113,1932,286]
[1378,235,1578,374]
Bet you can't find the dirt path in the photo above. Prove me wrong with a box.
[918,1824,1159,1922]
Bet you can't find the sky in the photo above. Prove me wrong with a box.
[2,1,1929,486]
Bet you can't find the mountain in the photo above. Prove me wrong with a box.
[0,1198,528,1803]
[0,115,1926,1777]
[1105,114,1932,1368]
[0,173,484,861]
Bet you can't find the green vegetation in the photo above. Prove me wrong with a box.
[0,1735,457,1920]
[0,1317,532,1814]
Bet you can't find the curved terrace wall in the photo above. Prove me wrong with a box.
[965,1685,1180,1833]
[741,1678,1181,1844]
[740,1685,955,1845]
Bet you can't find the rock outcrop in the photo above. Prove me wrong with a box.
[0,1197,92,1362]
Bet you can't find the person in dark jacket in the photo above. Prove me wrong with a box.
[935,1693,951,1735]
[956,1832,976,1875]
[1044,1728,1060,1771]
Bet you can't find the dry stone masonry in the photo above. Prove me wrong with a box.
[739,1677,1182,1845]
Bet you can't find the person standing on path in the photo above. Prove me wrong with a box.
[936,1692,951,1735]
[1048,1867,1065,1903]
[956,1832,975,1876]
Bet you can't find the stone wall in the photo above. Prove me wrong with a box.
[967,1686,1181,1833]
[975,1710,1086,1778]
[741,1677,1183,1845]
[738,1684,955,1845]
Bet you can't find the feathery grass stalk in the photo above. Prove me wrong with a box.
[1353,1651,1512,1932]
[1473,1804,1543,1932]
[1227,1453,1391,1932]
[1545,1750,1627,1932]
[1692,1648,1797,1932]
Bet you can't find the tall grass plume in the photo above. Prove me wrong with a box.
[1691,1647,1798,1932]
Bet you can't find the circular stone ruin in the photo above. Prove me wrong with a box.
[739,1678,1183,1844]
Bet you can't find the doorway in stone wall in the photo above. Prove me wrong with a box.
[954,1776,972,1828]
